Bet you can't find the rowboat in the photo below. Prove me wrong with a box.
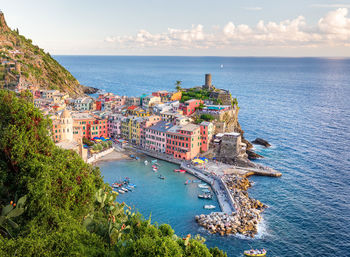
[243,249,267,256]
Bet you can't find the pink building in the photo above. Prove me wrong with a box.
[108,114,123,138]
[145,121,172,153]
[200,121,214,152]
[140,115,161,147]
[166,123,201,160]
[179,99,203,116]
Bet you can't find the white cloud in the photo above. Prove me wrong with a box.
[311,4,350,8]
[105,8,350,50]
[243,7,262,11]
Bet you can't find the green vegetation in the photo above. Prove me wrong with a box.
[175,80,182,92]
[180,88,211,103]
[0,90,226,257]
[0,13,87,96]
[194,114,215,124]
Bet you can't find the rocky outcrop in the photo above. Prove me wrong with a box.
[83,86,99,94]
[252,138,271,147]
[246,150,263,160]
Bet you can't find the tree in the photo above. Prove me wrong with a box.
[175,80,182,92]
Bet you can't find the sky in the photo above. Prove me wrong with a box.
[2,0,350,56]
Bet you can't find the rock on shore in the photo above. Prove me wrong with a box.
[252,138,271,147]
[195,175,267,238]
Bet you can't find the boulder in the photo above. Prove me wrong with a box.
[252,138,271,147]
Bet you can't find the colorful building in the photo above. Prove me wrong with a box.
[200,121,214,152]
[140,115,162,147]
[166,123,201,160]
[179,99,203,116]
[145,121,172,153]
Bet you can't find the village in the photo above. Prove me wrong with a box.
[7,72,281,238]
[9,74,246,165]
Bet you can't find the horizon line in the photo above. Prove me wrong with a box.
[52,54,350,59]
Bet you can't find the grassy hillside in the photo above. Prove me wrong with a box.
[0,12,95,96]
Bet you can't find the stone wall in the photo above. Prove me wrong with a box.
[87,147,114,164]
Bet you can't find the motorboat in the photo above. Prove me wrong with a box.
[198,184,210,189]
[201,189,211,193]
[178,169,186,173]
[243,249,267,256]
[121,187,128,192]
[203,205,216,209]
[118,189,125,194]
[151,159,157,163]
[153,168,158,172]
[198,194,213,200]
[158,175,165,180]
[192,180,201,183]
[144,160,148,165]
[184,179,191,185]
[174,169,180,172]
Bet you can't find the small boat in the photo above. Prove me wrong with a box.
[135,156,140,160]
[198,194,213,199]
[198,184,210,189]
[130,155,135,158]
[179,169,186,173]
[152,165,157,168]
[129,183,136,187]
[121,187,128,192]
[153,168,158,172]
[243,249,267,256]
[174,169,180,172]
[192,180,201,183]
[203,205,216,209]
[118,190,125,194]
[184,179,191,185]
[151,159,157,163]
[144,160,148,165]
[201,189,211,193]
[158,175,165,180]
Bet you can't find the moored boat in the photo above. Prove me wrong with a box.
[203,205,216,209]
[144,160,148,165]
[118,189,125,194]
[158,174,165,180]
[243,249,267,256]
[178,169,186,173]
[201,189,211,193]
[198,194,213,200]
[198,184,210,189]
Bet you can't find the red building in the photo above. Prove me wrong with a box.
[179,99,203,116]
[166,123,201,160]
[73,115,108,140]
[95,100,102,111]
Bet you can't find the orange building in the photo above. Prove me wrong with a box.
[166,123,201,160]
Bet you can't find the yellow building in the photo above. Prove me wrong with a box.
[130,117,144,145]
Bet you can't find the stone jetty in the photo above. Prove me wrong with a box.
[195,175,267,238]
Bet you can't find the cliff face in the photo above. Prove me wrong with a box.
[0,12,96,96]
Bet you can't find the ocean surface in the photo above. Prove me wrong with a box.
[55,56,350,257]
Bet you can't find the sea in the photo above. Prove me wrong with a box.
[55,56,350,257]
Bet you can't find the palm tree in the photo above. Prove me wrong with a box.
[175,80,182,91]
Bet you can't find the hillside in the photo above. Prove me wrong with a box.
[0,12,96,96]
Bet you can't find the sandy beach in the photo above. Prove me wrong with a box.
[95,149,131,163]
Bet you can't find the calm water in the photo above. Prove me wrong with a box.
[56,56,350,257]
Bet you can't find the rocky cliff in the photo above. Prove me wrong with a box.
[0,12,97,96]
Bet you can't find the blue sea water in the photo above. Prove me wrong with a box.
[55,56,350,257]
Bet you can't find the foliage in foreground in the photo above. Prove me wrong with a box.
[0,90,226,256]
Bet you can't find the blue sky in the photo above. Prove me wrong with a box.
[2,0,350,56]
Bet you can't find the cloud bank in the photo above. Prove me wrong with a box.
[105,8,350,50]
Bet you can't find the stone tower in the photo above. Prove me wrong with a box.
[60,109,73,141]
[203,74,213,90]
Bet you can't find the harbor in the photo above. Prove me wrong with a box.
[111,145,280,237]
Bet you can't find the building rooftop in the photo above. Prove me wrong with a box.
[149,121,173,133]
[180,123,200,132]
